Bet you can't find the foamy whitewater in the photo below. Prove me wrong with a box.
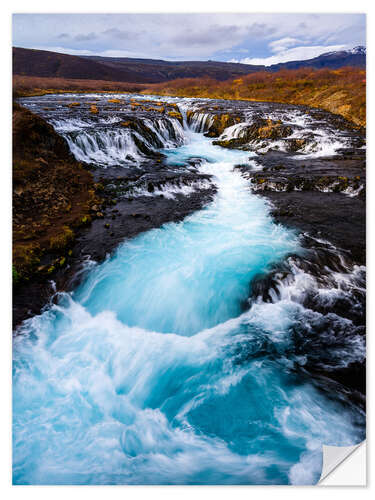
[13,96,365,485]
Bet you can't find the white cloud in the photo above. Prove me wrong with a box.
[230,44,349,66]
[13,14,365,62]
[269,37,304,53]
[32,46,140,58]
[32,46,95,56]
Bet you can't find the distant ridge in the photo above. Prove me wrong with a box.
[13,46,366,84]
[269,46,366,71]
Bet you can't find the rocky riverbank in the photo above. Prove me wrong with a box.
[146,67,366,128]
[234,151,365,264]
[185,99,366,264]
[13,102,216,327]
[180,98,366,398]
[13,94,366,339]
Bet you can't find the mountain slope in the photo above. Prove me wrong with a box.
[270,46,366,71]
[13,46,366,84]
[12,47,152,83]
[13,47,264,83]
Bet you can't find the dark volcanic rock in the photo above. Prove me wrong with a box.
[12,103,217,328]
[213,118,293,149]
[235,147,366,264]
[13,103,100,326]
[265,191,365,264]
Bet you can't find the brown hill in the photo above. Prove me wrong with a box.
[13,47,264,83]
[145,68,366,127]
[13,47,146,82]
[13,46,366,84]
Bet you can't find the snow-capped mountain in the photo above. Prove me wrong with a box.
[13,45,366,84]
[269,46,366,71]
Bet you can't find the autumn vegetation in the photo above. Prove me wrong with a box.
[13,67,365,128]
[13,75,145,97]
[12,103,101,283]
[145,67,366,127]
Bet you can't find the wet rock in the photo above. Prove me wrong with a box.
[204,113,239,137]
[167,111,183,124]
[286,138,307,152]
[213,118,293,149]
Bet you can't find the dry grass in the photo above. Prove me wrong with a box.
[13,75,146,97]
[13,68,366,127]
[145,67,366,127]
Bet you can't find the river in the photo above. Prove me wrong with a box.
[13,94,366,484]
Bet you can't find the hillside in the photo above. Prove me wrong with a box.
[12,47,366,127]
[12,47,149,83]
[13,47,264,83]
[270,46,366,71]
[13,103,100,290]
[12,75,145,97]
[145,67,366,127]
[13,46,366,84]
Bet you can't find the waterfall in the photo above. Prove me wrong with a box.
[61,116,187,166]
[63,128,149,165]
[13,93,366,485]
[187,112,215,133]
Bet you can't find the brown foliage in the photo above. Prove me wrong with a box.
[13,104,100,280]
[13,75,146,97]
[145,67,366,127]
[12,68,365,127]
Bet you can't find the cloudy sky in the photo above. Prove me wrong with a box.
[13,13,366,65]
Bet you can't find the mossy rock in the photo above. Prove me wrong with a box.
[58,256,66,267]
[167,111,183,124]
[12,266,20,284]
[49,226,74,250]
[78,215,91,226]
[205,113,238,137]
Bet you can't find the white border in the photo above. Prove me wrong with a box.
[1,0,373,497]
[319,441,367,485]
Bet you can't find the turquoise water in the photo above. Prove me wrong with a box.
[76,133,295,335]
[12,127,365,485]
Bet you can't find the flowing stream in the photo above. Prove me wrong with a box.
[13,96,365,485]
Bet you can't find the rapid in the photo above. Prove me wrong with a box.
[13,94,365,485]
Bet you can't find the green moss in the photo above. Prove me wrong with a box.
[80,215,91,225]
[49,226,74,250]
[168,111,182,120]
[12,266,20,284]
[212,139,235,148]
[14,244,41,274]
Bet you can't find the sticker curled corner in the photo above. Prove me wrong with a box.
[318,440,366,486]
